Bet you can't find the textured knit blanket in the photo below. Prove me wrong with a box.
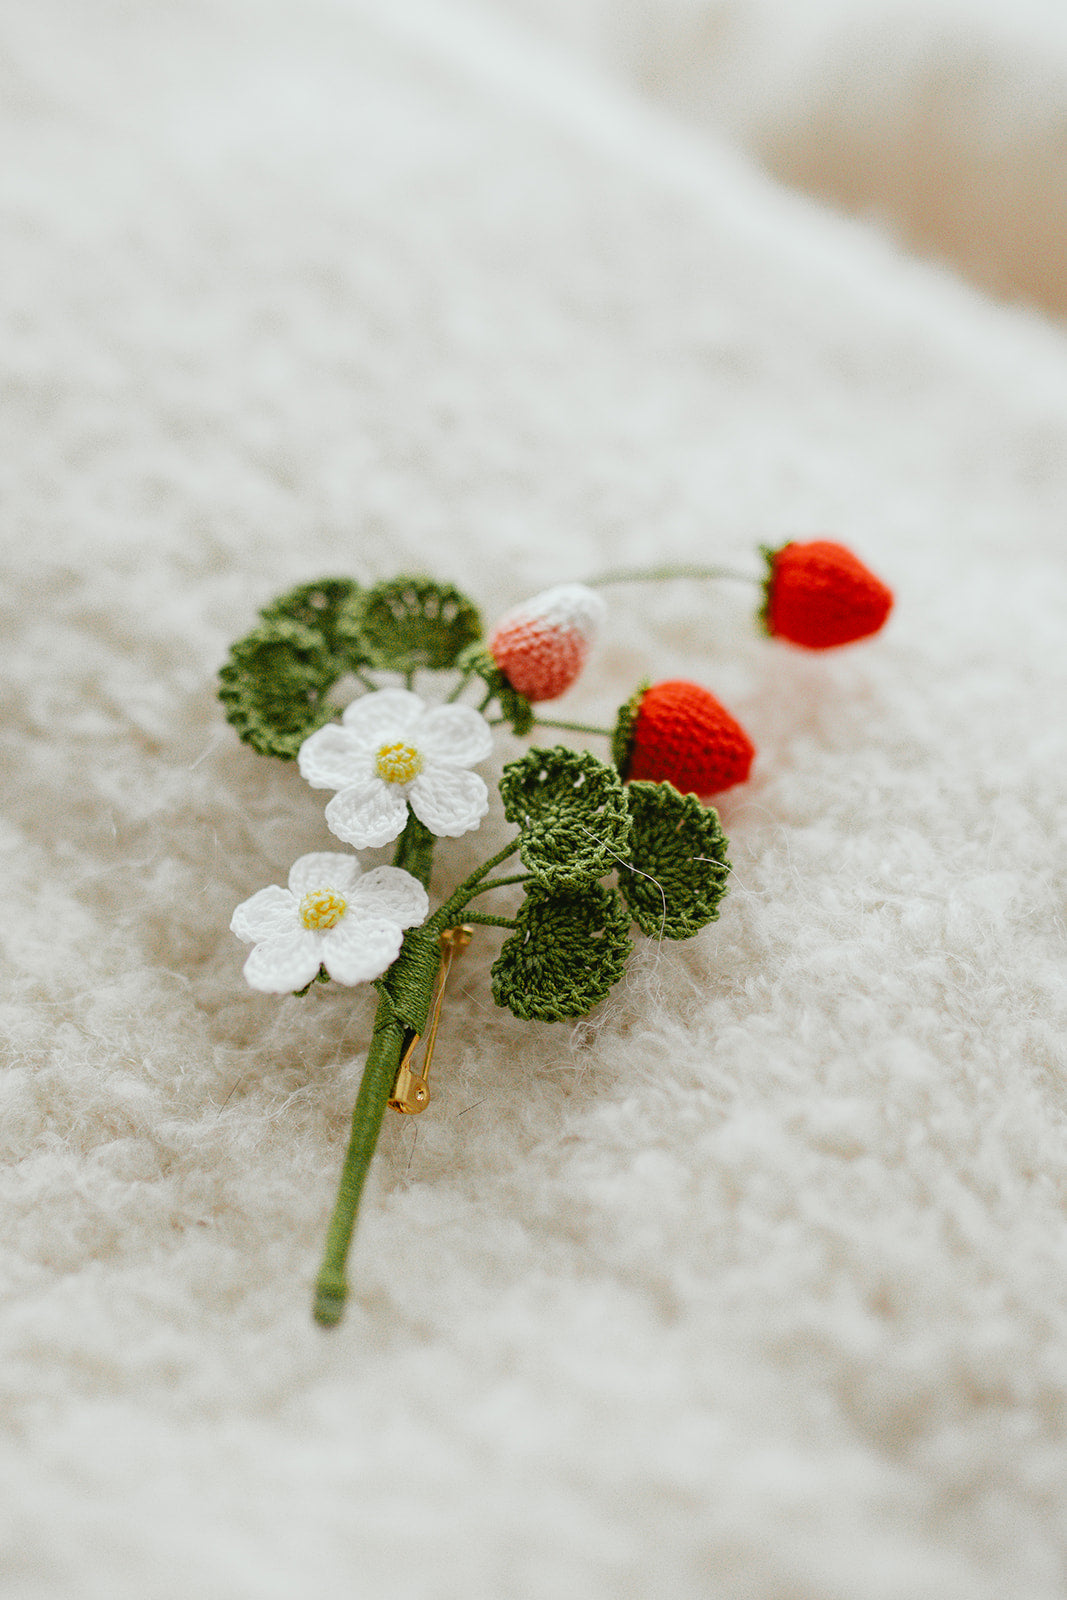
[4,2,1067,1596]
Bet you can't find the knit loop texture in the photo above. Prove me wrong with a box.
[491,881,633,1022]
[374,923,445,1036]
[456,643,535,735]
[760,540,894,649]
[218,577,364,759]
[618,781,731,939]
[353,576,482,673]
[498,746,632,890]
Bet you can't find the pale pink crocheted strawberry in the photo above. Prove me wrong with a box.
[488,583,606,702]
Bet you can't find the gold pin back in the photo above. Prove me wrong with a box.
[388,926,472,1114]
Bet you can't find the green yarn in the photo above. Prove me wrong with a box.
[456,644,535,735]
[313,1010,406,1327]
[219,616,343,760]
[755,544,779,636]
[391,813,435,891]
[293,964,332,996]
[218,565,747,1330]
[218,577,364,760]
[618,781,731,939]
[311,812,440,1325]
[260,577,365,659]
[353,576,482,673]
[611,680,648,777]
[498,747,632,889]
[374,924,445,1036]
[218,574,483,758]
[491,881,632,1021]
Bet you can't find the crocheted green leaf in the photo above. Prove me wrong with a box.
[352,577,482,673]
[219,616,345,760]
[219,577,368,760]
[456,644,534,736]
[618,781,731,939]
[491,882,632,1021]
[260,577,365,661]
[499,747,632,889]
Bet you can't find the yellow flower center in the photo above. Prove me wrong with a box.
[375,740,423,785]
[299,888,347,931]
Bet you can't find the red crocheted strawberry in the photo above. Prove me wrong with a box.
[762,540,893,649]
[488,583,606,702]
[613,680,755,799]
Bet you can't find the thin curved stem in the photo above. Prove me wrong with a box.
[465,873,531,897]
[532,717,612,737]
[460,912,516,930]
[583,562,758,587]
[446,670,475,703]
[425,836,523,932]
[459,837,522,889]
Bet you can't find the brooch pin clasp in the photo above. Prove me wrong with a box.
[389,925,473,1114]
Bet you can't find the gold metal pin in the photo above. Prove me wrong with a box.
[388,926,473,1114]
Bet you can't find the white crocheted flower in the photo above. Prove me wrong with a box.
[298,688,493,849]
[230,852,429,993]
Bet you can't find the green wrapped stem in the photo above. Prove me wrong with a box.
[392,812,435,886]
[584,562,756,587]
[313,812,438,1328]
[313,1012,407,1327]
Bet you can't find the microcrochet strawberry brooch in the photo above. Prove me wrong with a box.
[217,536,892,1326]
[761,540,894,649]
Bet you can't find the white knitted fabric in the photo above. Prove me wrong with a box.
[4,2,1067,1596]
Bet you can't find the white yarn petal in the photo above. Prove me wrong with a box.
[287,852,362,899]
[413,703,494,767]
[325,778,409,849]
[297,724,375,791]
[340,688,424,747]
[319,916,405,985]
[230,885,296,944]
[348,865,429,929]
[242,930,322,993]
[408,763,489,838]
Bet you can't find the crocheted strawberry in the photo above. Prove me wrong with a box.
[762,540,893,649]
[613,680,755,798]
[488,583,606,702]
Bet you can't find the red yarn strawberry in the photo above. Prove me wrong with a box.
[613,679,755,799]
[488,583,606,702]
[762,540,893,649]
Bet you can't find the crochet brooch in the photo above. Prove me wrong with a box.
[219,540,893,1326]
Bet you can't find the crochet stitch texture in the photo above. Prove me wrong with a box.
[488,583,606,701]
[619,680,755,798]
[298,688,493,847]
[763,540,894,649]
[230,852,430,993]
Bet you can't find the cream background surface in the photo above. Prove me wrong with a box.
[494,0,1067,315]
[3,2,1067,1596]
